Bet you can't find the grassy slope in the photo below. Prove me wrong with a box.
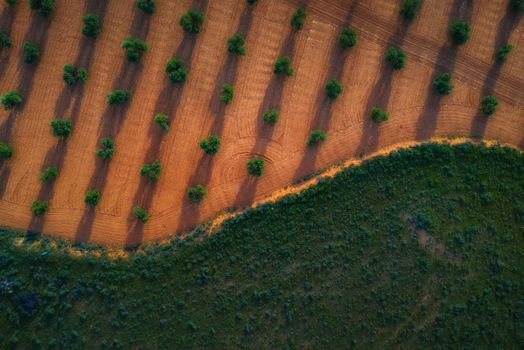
[0,142,523,349]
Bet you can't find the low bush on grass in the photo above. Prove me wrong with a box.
[220,83,234,104]
[187,184,206,204]
[274,56,293,76]
[432,72,453,95]
[96,138,115,160]
[385,47,406,69]
[136,0,155,14]
[29,0,54,17]
[449,21,470,45]
[199,135,221,155]
[154,114,169,132]
[480,96,499,117]
[140,161,161,180]
[39,166,58,181]
[227,33,246,55]
[23,41,40,64]
[325,79,342,100]
[179,9,204,34]
[31,200,48,216]
[107,90,131,105]
[0,142,13,159]
[338,28,357,49]
[290,8,307,30]
[263,108,279,124]
[84,189,101,206]
[0,30,12,48]
[82,13,101,37]
[133,206,148,223]
[496,44,513,62]
[247,156,264,177]
[63,64,88,86]
[50,118,72,138]
[371,107,389,122]
[307,129,326,146]
[165,57,188,83]
[121,38,148,62]
[1,91,22,109]
[400,0,421,21]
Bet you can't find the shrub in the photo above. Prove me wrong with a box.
[385,47,406,69]
[96,138,114,160]
[432,73,453,95]
[0,142,13,159]
[220,83,234,104]
[263,108,279,124]
[23,41,40,64]
[496,44,513,62]
[274,56,293,76]
[107,90,131,105]
[247,157,264,177]
[5,0,18,5]
[154,114,169,132]
[82,13,101,37]
[29,0,54,17]
[63,64,88,85]
[480,96,499,117]
[140,161,161,180]
[307,129,326,146]
[133,206,148,223]
[0,30,12,48]
[290,8,307,30]
[449,21,470,45]
[325,79,343,100]
[31,200,48,216]
[165,57,188,83]
[227,33,246,55]
[511,0,523,12]
[371,107,389,122]
[179,9,204,34]
[338,28,357,49]
[199,135,221,155]
[39,166,58,181]
[187,184,207,204]
[247,0,257,4]
[121,38,148,62]
[84,189,100,206]
[1,91,22,109]
[50,118,72,138]
[136,0,155,14]
[400,0,421,21]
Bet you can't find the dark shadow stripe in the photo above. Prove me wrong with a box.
[0,4,16,78]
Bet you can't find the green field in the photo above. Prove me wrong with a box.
[0,142,523,349]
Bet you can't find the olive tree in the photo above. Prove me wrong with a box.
[140,161,161,180]
[154,114,169,132]
[496,44,513,62]
[274,56,293,76]
[50,118,72,138]
[84,189,101,206]
[199,135,221,155]
[136,0,156,14]
[325,79,342,100]
[187,184,207,204]
[371,107,389,122]
[0,142,13,159]
[121,38,148,62]
[247,157,264,177]
[220,83,234,104]
[179,9,204,34]
[107,90,132,105]
[307,129,326,146]
[385,47,406,69]
[165,57,188,83]
[31,200,48,216]
[96,138,115,160]
[39,166,58,181]
[449,21,470,45]
[227,33,246,55]
[0,30,12,48]
[480,96,499,117]
[400,0,421,21]
[290,8,307,30]
[29,0,54,17]
[133,206,148,223]
[23,41,40,64]
[263,108,279,124]
[338,28,357,49]
[82,13,101,37]
[1,91,22,109]
[63,64,88,85]
[432,73,453,95]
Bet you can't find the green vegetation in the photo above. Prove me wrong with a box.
[39,166,58,182]
[5,0,18,5]
[165,57,188,84]
[50,118,72,138]
[449,21,471,45]
[0,30,12,48]
[82,13,101,37]
[23,41,40,64]
[179,9,204,34]
[338,27,357,49]
[290,7,307,30]
[247,0,257,4]
[62,64,88,86]
[187,184,207,204]
[325,79,342,100]
[136,0,155,14]
[121,38,148,62]
[107,90,131,105]
[227,33,246,55]
[496,44,513,62]
[400,0,421,21]
[307,129,326,146]
[1,91,22,110]
[154,114,169,132]
[133,206,148,223]
[480,96,499,117]
[29,0,54,17]
[274,56,293,76]
[96,138,115,160]
[220,83,234,104]
[247,156,264,177]
[84,189,101,206]
[385,47,406,70]
[199,135,221,155]
[432,72,453,95]
[30,200,48,216]
[140,161,161,180]
[0,142,13,159]
[371,107,389,122]
[511,0,524,12]
[262,108,279,124]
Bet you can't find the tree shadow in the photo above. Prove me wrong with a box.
[0,5,16,78]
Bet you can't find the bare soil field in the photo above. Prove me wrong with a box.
[0,0,522,245]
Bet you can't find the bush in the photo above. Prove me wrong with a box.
[511,0,523,12]
[0,142,13,159]
[140,161,161,180]
[199,135,221,155]
[23,41,40,64]
[496,44,513,62]
[371,107,389,122]
[121,38,148,62]
[84,189,100,206]
[325,79,343,100]
[1,91,22,109]
[338,28,357,49]
[133,206,148,223]
[220,83,234,104]
[307,129,326,146]
[480,96,499,117]
[107,90,131,105]
[274,56,293,76]
[154,114,169,132]
[247,0,257,4]
[82,13,101,37]
[400,0,421,21]
[39,166,58,181]
[96,138,114,160]
[31,200,48,216]
[263,108,279,124]
[432,73,453,95]
[50,118,72,138]
[385,47,406,70]
[290,8,307,30]
[63,64,88,86]
[0,30,12,48]
[449,21,470,45]
[179,9,204,34]
[165,57,188,83]
[29,0,54,17]
[187,184,206,204]
[136,0,155,14]
[5,0,18,5]
[227,33,245,55]
[247,157,264,177]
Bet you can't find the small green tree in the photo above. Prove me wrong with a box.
[140,161,161,180]
[199,135,221,155]
[136,0,155,14]
[82,13,101,37]
[449,21,470,45]
[274,56,293,76]
[480,96,499,117]
[1,91,22,109]
[187,184,207,204]
[263,108,279,124]
[338,28,357,49]
[84,189,101,206]
[29,0,54,17]
[121,38,148,62]
[0,30,12,48]
[290,8,307,30]
[23,41,40,64]
[179,9,204,34]
[133,206,148,223]
[220,83,234,104]
[227,33,246,55]
[510,0,523,12]
[0,142,13,159]
[31,200,48,216]
[496,44,513,62]
[50,118,72,138]
[432,73,453,95]
[39,166,58,181]
[400,0,421,21]
[385,47,406,69]
[307,129,326,146]
[154,114,169,132]
[165,57,188,83]
[96,138,115,160]
[63,64,88,85]
[247,157,264,177]
[325,79,342,100]
[371,107,389,122]
[107,90,131,105]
